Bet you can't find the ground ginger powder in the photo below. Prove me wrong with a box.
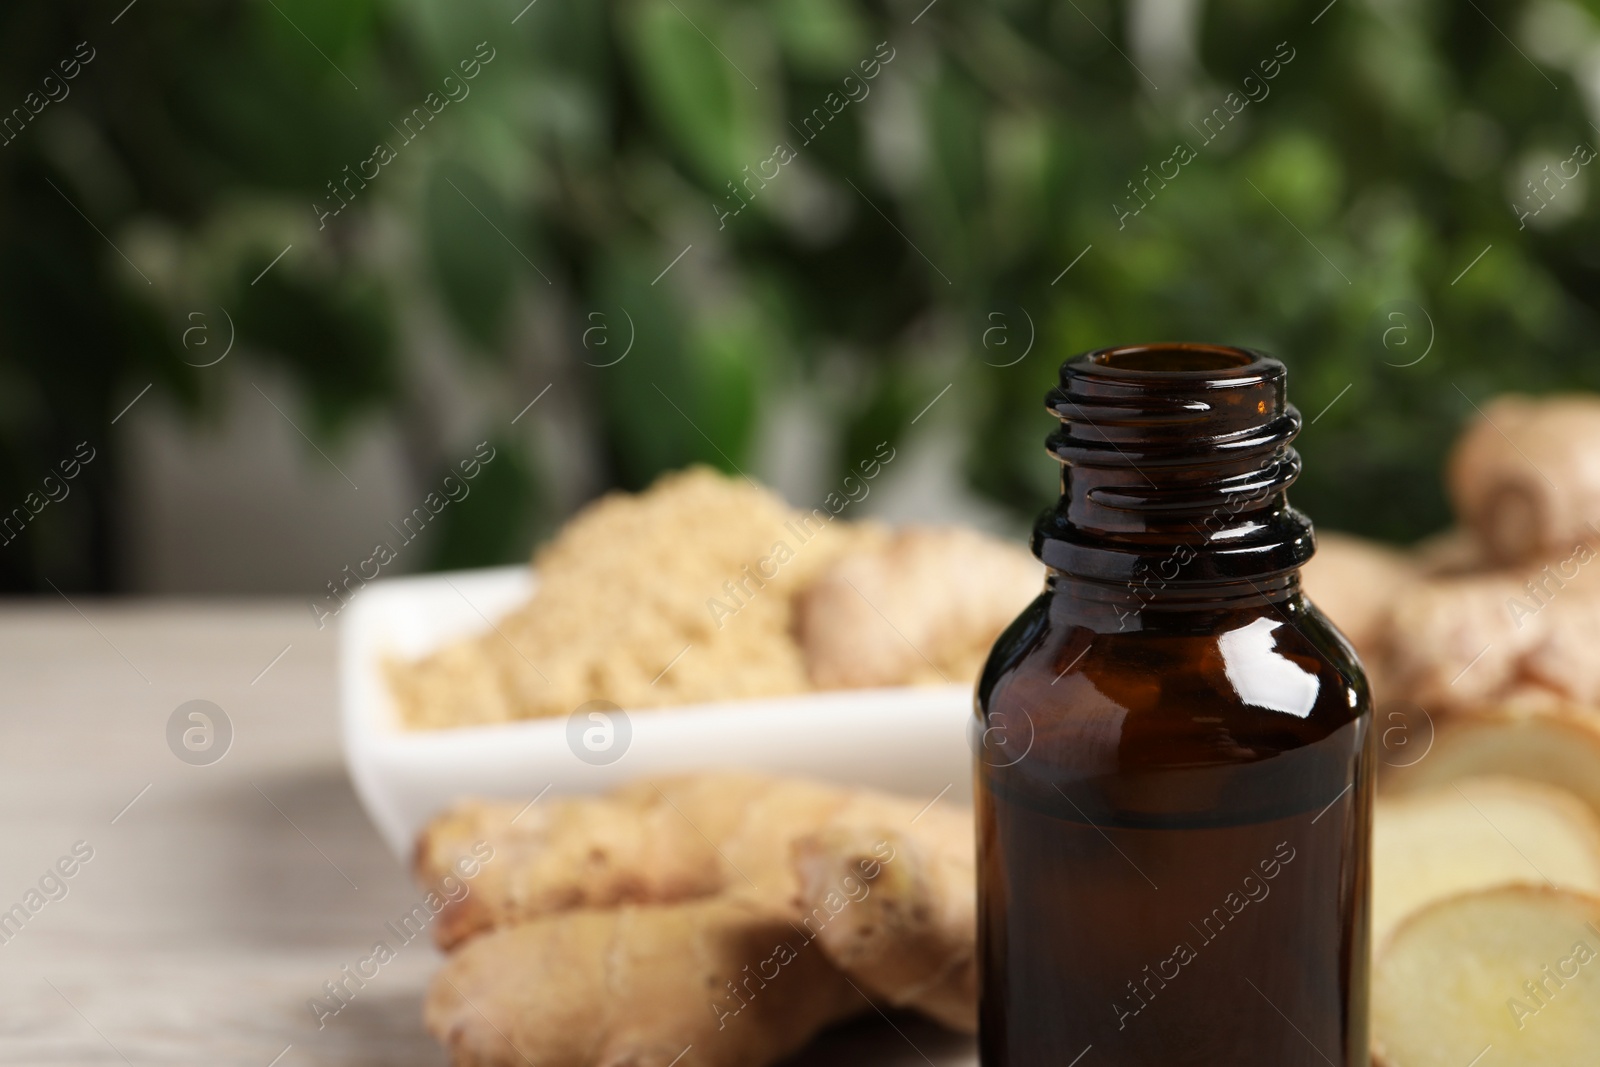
[387,466,881,728]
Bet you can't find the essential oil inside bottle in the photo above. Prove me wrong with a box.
[975,343,1373,1067]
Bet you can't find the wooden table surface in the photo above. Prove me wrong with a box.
[0,601,977,1067]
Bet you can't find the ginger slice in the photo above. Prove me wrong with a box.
[1372,887,1600,1067]
[1373,777,1600,948]
[1380,703,1600,819]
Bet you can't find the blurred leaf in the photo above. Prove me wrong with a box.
[839,364,917,484]
[424,164,517,353]
[770,0,868,75]
[589,244,760,488]
[234,263,396,434]
[623,0,769,184]
[427,439,548,568]
[1249,132,1343,224]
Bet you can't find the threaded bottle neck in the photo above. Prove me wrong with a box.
[1033,343,1315,597]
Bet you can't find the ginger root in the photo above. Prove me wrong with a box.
[1300,531,1419,655]
[426,896,863,1067]
[793,811,977,1032]
[1448,393,1600,566]
[414,776,748,950]
[797,526,1042,689]
[415,773,978,1067]
[1381,549,1600,710]
[1292,400,1600,714]
[1334,391,1600,712]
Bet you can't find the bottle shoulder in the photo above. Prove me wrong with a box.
[977,589,1369,771]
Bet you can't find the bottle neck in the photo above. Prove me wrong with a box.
[1033,343,1316,620]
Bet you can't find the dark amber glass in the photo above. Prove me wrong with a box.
[975,344,1372,1066]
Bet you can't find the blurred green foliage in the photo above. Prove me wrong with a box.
[4,0,1600,590]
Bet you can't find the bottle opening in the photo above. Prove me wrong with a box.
[1086,343,1268,377]
[1036,342,1313,593]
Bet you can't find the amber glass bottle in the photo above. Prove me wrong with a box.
[975,344,1372,1066]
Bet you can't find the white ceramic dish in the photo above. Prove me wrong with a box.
[339,566,975,859]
